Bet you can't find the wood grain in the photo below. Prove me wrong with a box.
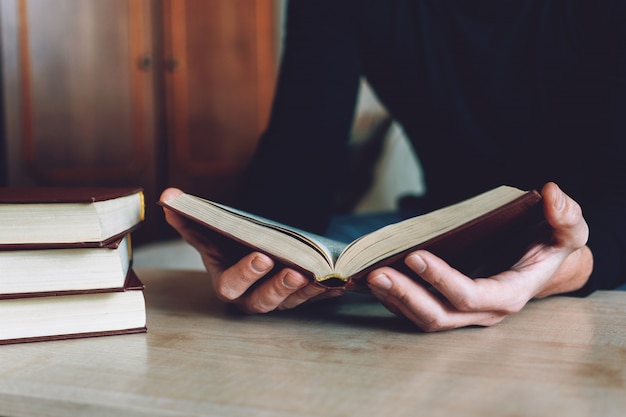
[0,268,624,417]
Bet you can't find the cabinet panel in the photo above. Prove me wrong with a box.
[1,0,161,242]
[162,0,276,204]
[4,0,155,185]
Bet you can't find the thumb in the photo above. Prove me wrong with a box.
[541,182,589,250]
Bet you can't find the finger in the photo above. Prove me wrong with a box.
[162,202,208,249]
[277,283,330,310]
[367,267,506,331]
[213,252,275,301]
[163,208,194,237]
[236,268,310,314]
[541,182,589,250]
[160,188,189,231]
[160,187,184,202]
[403,251,530,314]
[160,188,216,248]
[163,211,211,249]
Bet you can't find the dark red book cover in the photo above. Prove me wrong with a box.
[0,186,143,204]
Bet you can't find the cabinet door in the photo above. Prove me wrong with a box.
[1,0,162,242]
[162,0,277,204]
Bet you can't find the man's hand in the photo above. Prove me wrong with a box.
[365,182,593,332]
[161,188,342,313]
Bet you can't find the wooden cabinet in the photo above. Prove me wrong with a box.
[1,0,157,188]
[0,0,278,243]
[162,0,276,204]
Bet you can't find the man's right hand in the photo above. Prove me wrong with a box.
[160,188,342,313]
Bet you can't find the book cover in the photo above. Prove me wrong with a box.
[0,186,144,203]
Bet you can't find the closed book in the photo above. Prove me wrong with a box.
[0,234,133,298]
[0,186,144,248]
[0,269,146,345]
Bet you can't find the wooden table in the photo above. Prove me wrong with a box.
[1,269,625,417]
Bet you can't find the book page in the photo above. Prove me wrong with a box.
[335,186,529,277]
[163,195,347,278]
[210,201,348,263]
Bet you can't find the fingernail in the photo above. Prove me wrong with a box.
[369,273,392,291]
[406,254,427,273]
[282,271,306,289]
[554,189,565,211]
[251,255,272,274]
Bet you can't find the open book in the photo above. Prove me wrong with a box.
[159,186,550,290]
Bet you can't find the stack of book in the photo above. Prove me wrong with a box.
[0,187,147,345]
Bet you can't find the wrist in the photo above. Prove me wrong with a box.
[535,245,593,298]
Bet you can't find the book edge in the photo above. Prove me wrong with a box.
[0,326,147,346]
[0,224,140,250]
[0,269,143,300]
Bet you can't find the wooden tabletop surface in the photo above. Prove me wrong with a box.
[1,268,625,417]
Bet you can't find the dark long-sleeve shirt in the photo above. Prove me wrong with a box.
[242,0,626,294]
